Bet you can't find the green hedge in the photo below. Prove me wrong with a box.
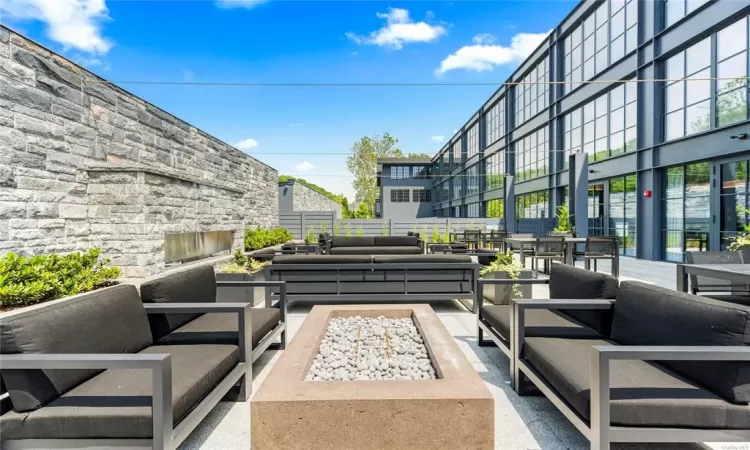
[0,249,121,310]
[245,227,294,251]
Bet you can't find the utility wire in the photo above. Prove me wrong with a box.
[85,76,747,86]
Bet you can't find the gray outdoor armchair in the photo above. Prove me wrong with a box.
[0,283,267,450]
[684,250,750,304]
[511,280,750,449]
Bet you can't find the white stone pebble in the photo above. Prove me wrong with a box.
[306,316,437,381]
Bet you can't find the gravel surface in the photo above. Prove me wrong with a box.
[306,316,437,381]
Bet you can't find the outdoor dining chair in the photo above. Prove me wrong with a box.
[530,236,565,278]
[684,251,750,305]
[581,236,619,277]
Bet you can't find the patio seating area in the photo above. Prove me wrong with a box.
[3,244,750,449]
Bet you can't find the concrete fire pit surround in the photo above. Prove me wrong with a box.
[251,304,494,449]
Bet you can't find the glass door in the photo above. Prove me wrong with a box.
[588,184,606,236]
[720,160,749,248]
[662,162,711,262]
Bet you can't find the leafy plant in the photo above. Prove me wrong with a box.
[220,262,248,274]
[431,225,440,243]
[421,226,428,241]
[381,222,389,236]
[304,226,316,244]
[726,207,750,251]
[333,222,341,236]
[244,227,293,251]
[320,222,328,235]
[356,226,364,237]
[220,255,269,274]
[345,223,352,237]
[442,227,451,243]
[232,248,249,267]
[480,250,523,298]
[552,204,574,233]
[248,258,270,272]
[0,249,121,310]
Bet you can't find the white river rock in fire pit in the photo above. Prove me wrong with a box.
[306,316,437,381]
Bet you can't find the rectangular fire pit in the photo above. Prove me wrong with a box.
[251,304,494,449]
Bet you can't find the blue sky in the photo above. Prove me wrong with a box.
[1,0,576,200]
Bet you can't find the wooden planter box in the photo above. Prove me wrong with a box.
[481,270,532,305]
[215,268,267,306]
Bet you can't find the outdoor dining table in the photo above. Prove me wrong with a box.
[503,236,587,266]
[676,263,750,293]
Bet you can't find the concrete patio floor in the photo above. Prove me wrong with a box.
[180,257,735,450]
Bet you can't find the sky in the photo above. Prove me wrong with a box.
[0,0,576,201]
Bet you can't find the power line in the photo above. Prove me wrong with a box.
[85,77,747,87]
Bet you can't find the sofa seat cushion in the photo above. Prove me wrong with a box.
[330,236,375,247]
[272,255,372,264]
[0,344,239,440]
[329,246,421,255]
[156,309,281,349]
[482,305,602,342]
[523,337,750,429]
[373,236,419,247]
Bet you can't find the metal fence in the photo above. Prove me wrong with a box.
[280,212,508,241]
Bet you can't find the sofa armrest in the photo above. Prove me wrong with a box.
[143,303,253,365]
[588,345,750,447]
[478,279,551,286]
[0,353,173,448]
[512,298,614,309]
[214,280,287,321]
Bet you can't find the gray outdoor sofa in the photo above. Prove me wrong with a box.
[512,280,750,449]
[0,267,286,450]
[476,262,619,387]
[140,264,287,365]
[325,236,424,255]
[269,253,479,310]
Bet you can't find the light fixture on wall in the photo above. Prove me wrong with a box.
[283,186,289,195]
[730,133,748,140]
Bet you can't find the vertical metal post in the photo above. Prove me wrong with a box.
[300,212,307,241]
[238,305,252,400]
[505,175,516,233]
[570,152,589,238]
[152,356,173,450]
[590,348,610,450]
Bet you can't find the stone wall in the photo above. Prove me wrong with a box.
[287,181,342,218]
[0,26,278,276]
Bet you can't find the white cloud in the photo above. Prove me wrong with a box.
[431,135,444,143]
[352,51,358,56]
[0,0,113,54]
[215,0,267,8]
[234,138,259,151]
[288,122,305,127]
[75,56,110,71]
[436,31,550,75]
[295,161,315,173]
[346,8,446,50]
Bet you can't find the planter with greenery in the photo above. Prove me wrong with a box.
[216,249,270,305]
[551,204,575,236]
[0,248,122,312]
[726,209,750,261]
[479,250,532,305]
[245,227,294,251]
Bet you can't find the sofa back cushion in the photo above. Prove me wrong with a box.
[550,263,619,335]
[374,236,418,247]
[0,284,153,412]
[139,264,216,340]
[611,281,750,403]
[330,237,375,248]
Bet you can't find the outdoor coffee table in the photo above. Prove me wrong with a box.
[251,304,494,449]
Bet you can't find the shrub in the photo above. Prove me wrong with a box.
[381,222,389,236]
[0,249,121,310]
[431,225,440,243]
[244,227,293,251]
[333,222,341,236]
[356,226,364,237]
[232,248,249,267]
[304,226,316,244]
[345,223,352,237]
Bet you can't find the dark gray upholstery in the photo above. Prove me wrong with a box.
[0,345,239,439]
[482,305,602,341]
[330,246,421,255]
[611,281,750,404]
[330,236,375,247]
[523,337,750,429]
[272,255,372,264]
[373,255,472,263]
[140,265,217,341]
[373,236,418,246]
[549,262,619,335]
[0,285,153,412]
[155,309,280,349]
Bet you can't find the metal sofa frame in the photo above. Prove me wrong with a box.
[269,262,479,311]
[511,298,750,450]
[0,280,287,450]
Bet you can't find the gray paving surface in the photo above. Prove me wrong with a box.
[180,257,736,450]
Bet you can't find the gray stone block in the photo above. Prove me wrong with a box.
[11,151,46,170]
[0,202,27,219]
[0,164,14,187]
[27,202,59,218]
[15,113,64,139]
[0,77,51,111]
[82,78,117,105]
[0,57,35,86]
[12,47,81,88]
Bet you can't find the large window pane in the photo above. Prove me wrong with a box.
[718,18,748,62]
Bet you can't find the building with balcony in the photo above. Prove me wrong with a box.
[377,0,750,262]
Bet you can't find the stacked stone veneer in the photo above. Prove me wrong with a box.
[0,26,278,277]
[282,180,342,218]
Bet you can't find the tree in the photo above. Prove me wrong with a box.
[353,202,373,219]
[347,133,403,214]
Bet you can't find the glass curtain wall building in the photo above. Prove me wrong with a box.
[416,0,750,262]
